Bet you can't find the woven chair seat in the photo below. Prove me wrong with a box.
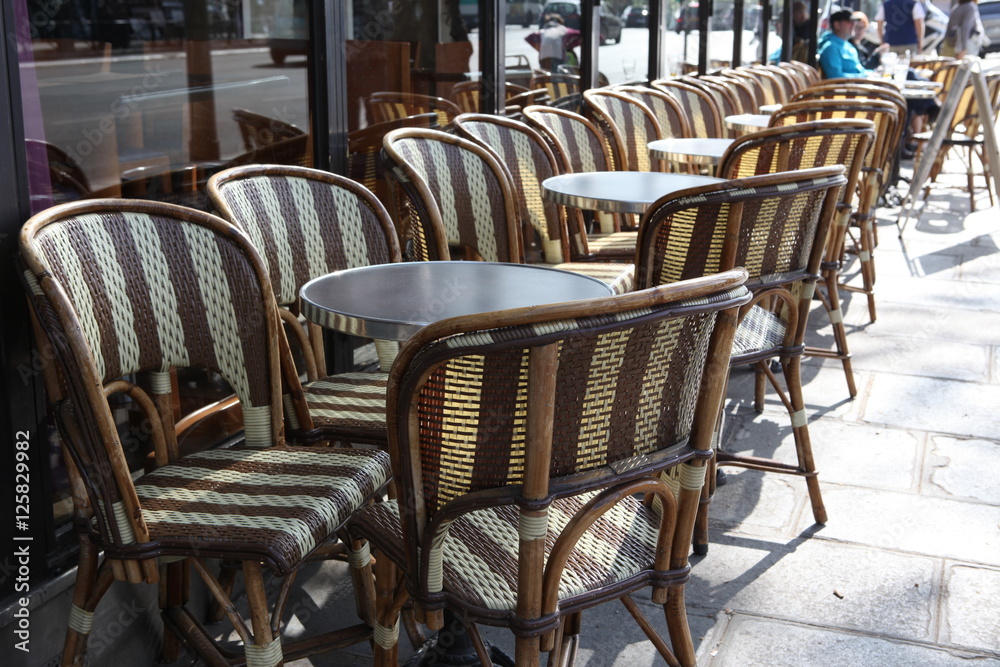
[352,491,667,613]
[300,372,389,436]
[135,445,390,575]
[586,231,637,258]
[731,305,786,357]
[548,261,635,294]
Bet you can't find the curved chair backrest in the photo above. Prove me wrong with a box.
[777,61,811,92]
[453,113,576,263]
[584,88,663,172]
[721,70,768,107]
[615,85,692,140]
[529,72,582,105]
[717,120,875,263]
[522,104,616,173]
[450,80,483,113]
[701,74,758,114]
[651,79,724,138]
[232,108,306,152]
[758,64,798,100]
[771,97,901,203]
[369,91,463,127]
[346,113,439,209]
[743,66,788,104]
[387,270,749,639]
[382,127,521,263]
[785,60,821,86]
[686,77,745,138]
[20,199,287,548]
[635,167,846,296]
[27,138,92,203]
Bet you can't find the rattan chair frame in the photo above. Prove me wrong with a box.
[369,91,463,127]
[583,88,664,174]
[770,97,901,323]
[651,78,725,139]
[634,166,848,548]
[20,198,391,667]
[349,272,751,667]
[718,119,875,399]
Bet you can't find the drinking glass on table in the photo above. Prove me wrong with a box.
[622,59,636,80]
[880,51,898,79]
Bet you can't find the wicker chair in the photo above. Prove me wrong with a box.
[651,78,724,138]
[718,120,875,399]
[348,271,751,667]
[634,166,848,550]
[720,69,768,108]
[530,71,582,105]
[208,164,403,442]
[614,85,692,142]
[522,104,625,236]
[912,73,1000,212]
[20,198,391,667]
[381,128,635,294]
[347,113,439,218]
[583,88,663,173]
[684,77,745,139]
[368,91,463,127]
[771,97,902,323]
[744,65,789,104]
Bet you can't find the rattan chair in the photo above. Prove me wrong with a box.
[771,97,901,323]
[615,85,692,142]
[381,127,635,294]
[718,120,875,399]
[368,91,463,127]
[684,77,746,140]
[348,271,751,667]
[20,198,391,667]
[634,166,848,550]
[651,78,724,138]
[529,72,582,108]
[912,73,1000,212]
[208,164,403,443]
[583,88,663,174]
[720,69,768,108]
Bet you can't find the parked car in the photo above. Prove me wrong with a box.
[675,1,700,33]
[540,1,623,43]
[979,0,1000,53]
[621,5,649,28]
[509,1,544,27]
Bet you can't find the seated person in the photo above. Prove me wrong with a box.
[849,10,890,69]
[817,10,868,78]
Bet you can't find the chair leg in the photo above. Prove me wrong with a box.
[242,561,282,667]
[692,452,715,556]
[753,361,767,412]
[664,587,695,667]
[62,539,116,667]
[821,267,857,398]
[372,552,400,667]
[968,146,977,212]
[780,356,827,525]
[515,634,542,666]
[347,537,377,626]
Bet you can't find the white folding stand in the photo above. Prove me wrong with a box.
[897,59,1000,237]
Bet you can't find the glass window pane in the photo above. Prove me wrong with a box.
[19,0,312,214]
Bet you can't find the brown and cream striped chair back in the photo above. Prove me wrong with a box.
[522,104,617,173]
[382,127,522,263]
[369,91,463,127]
[651,78,724,138]
[208,164,402,381]
[529,71,582,106]
[19,198,391,665]
[349,271,750,666]
[615,85,692,141]
[584,88,663,173]
[453,113,578,263]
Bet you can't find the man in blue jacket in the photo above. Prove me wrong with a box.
[818,10,869,79]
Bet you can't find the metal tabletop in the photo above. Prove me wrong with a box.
[541,171,724,214]
[300,261,614,341]
[648,138,734,165]
[759,103,783,115]
[724,113,771,133]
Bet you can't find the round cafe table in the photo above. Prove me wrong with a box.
[648,137,734,166]
[724,113,771,134]
[300,261,613,341]
[541,171,723,214]
[759,103,783,115]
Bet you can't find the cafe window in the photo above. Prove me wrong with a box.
[13,0,315,558]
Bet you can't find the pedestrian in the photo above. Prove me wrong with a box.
[876,0,925,54]
[539,14,568,72]
[942,0,987,59]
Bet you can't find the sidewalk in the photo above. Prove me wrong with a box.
[286,156,1000,666]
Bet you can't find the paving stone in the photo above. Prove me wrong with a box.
[703,468,804,537]
[941,565,1000,653]
[869,273,1000,311]
[843,333,990,382]
[958,251,1000,283]
[842,301,1000,346]
[790,485,1000,565]
[685,536,938,641]
[862,373,1000,439]
[926,436,1000,505]
[701,615,998,666]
